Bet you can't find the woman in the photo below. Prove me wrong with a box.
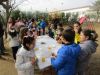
[7,17,16,32]
[8,27,19,60]
[51,29,81,75]
[76,29,98,75]
[74,22,82,44]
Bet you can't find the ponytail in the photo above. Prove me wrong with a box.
[82,29,98,41]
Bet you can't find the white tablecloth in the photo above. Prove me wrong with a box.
[34,35,61,70]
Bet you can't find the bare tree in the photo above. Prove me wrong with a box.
[0,0,8,3]
[0,0,27,38]
[0,0,26,22]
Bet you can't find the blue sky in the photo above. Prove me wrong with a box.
[18,0,96,12]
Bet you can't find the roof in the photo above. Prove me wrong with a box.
[50,5,91,13]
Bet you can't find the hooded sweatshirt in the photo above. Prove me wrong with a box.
[77,40,98,72]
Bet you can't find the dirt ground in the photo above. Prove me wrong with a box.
[0,23,100,75]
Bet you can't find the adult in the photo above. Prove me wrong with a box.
[76,29,98,75]
[0,20,5,56]
[28,18,36,29]
[8,27,19,60]
[15,18,25,32]
[7,17,15,32]
[52,18,60,30]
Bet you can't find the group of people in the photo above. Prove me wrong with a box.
[0,17,98,75]
[51,22,98,75]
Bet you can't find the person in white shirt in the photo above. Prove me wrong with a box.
[8,28,19,60]
[15,36,36,75]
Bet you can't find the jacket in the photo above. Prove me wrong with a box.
[51,43,81,75]
[77,40,98,72]
[15,46,35,75]
[40,20,46,29]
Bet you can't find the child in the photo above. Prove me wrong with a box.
[40,19,47,35]
[55,27,63,40]
[73,21,82,44]
[19,27,29,44]
[51,29,81,75]
[52,34,62,57]
[8,27,19,60]
[48,24,54,38]
[56,33,62,44]
[15,36,36,75]
[76,29,98,75]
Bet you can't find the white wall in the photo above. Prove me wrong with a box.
[60,6,91,18]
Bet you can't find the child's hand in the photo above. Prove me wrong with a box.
[51,53,57,58]
[52,53,56,56]
[31,57,36,65]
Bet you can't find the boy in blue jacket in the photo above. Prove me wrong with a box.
[51,29,81,75]
[40,19,47,35]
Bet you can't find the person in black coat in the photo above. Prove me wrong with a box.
[0,21,5,56]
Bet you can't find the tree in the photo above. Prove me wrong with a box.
[92,0,100,22]
[11,9,21,20]
[65,13,71,24]
[0,0,26,23]
[26,12,34,19]
[60,12,66,24]
[0,0,8,3]
[68,13,79,25]
[0,0,26,38]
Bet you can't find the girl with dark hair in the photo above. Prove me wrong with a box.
[7,17,16,32]
[15,36,36,75]
[74,21,82,44]
[19,27,29,44]
[76,29,98,75]
[51,29,81,75]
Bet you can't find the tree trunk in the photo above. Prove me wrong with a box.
[5,0,10,39]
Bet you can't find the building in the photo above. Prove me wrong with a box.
[50,6,93,18]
